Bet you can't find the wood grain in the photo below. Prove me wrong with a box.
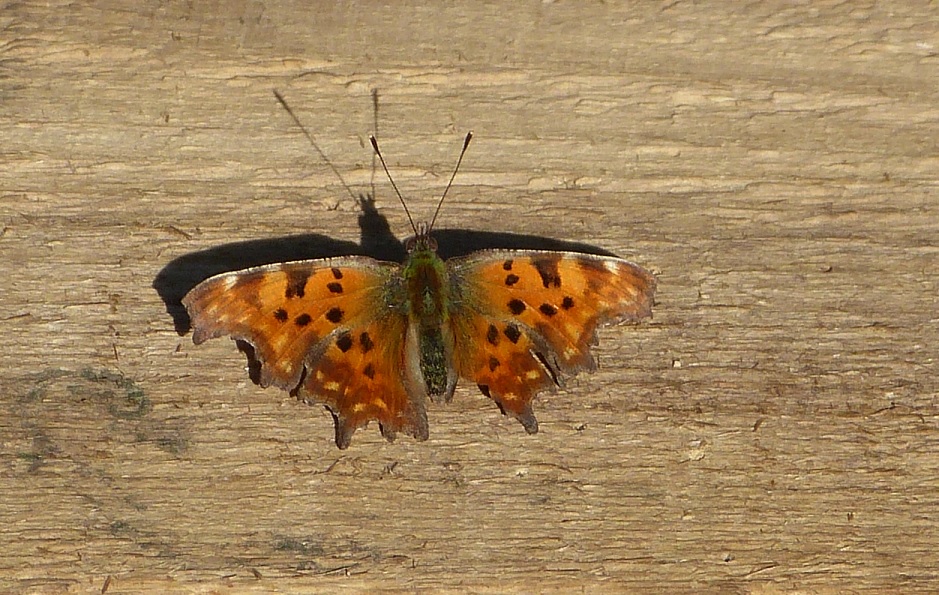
[2,1,937,592]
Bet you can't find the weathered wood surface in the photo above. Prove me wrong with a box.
[2,2,937,592]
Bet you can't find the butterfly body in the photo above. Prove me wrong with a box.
[401,239,458,400]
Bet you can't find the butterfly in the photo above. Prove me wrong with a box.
[182,132,656,448]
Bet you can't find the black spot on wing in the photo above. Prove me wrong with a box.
[363,362,375,379]
[504,323,521,344]
[336,332,353,352]
[360,332,374,352]
[331,268,343,279]
[531,255,562,288]
[539,303,557,317]
[503,260,513,271]
[488,356,501,372]
[273,308,288,322]
[285,269,310,299]
[295,313,312,327]
[561,296,575,310]
[327,282,343,294]
[326,307,344,323]
[486,324,500,346]
[505,273,520,286]
[508,299,526,315]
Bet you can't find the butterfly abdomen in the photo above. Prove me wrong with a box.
[418,328,449,396]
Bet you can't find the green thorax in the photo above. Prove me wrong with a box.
[402,238,451,396]
[402,242,450,328]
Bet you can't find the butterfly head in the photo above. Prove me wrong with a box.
[405,222,439,254]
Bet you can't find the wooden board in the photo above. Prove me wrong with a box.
[2,1,937,592]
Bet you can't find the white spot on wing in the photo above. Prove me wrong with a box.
[270,334,288,351]
[220,275,237,291]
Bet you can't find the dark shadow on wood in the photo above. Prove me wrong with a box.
[429,227,619,261]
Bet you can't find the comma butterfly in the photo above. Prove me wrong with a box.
[182,131,656,448]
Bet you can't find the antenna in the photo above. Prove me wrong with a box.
[370,136,418,236]
[370,132,474,236]
[429,131,473,232]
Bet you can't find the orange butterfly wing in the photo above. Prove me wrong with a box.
[446,250,656,431]
[182,258,428,448]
